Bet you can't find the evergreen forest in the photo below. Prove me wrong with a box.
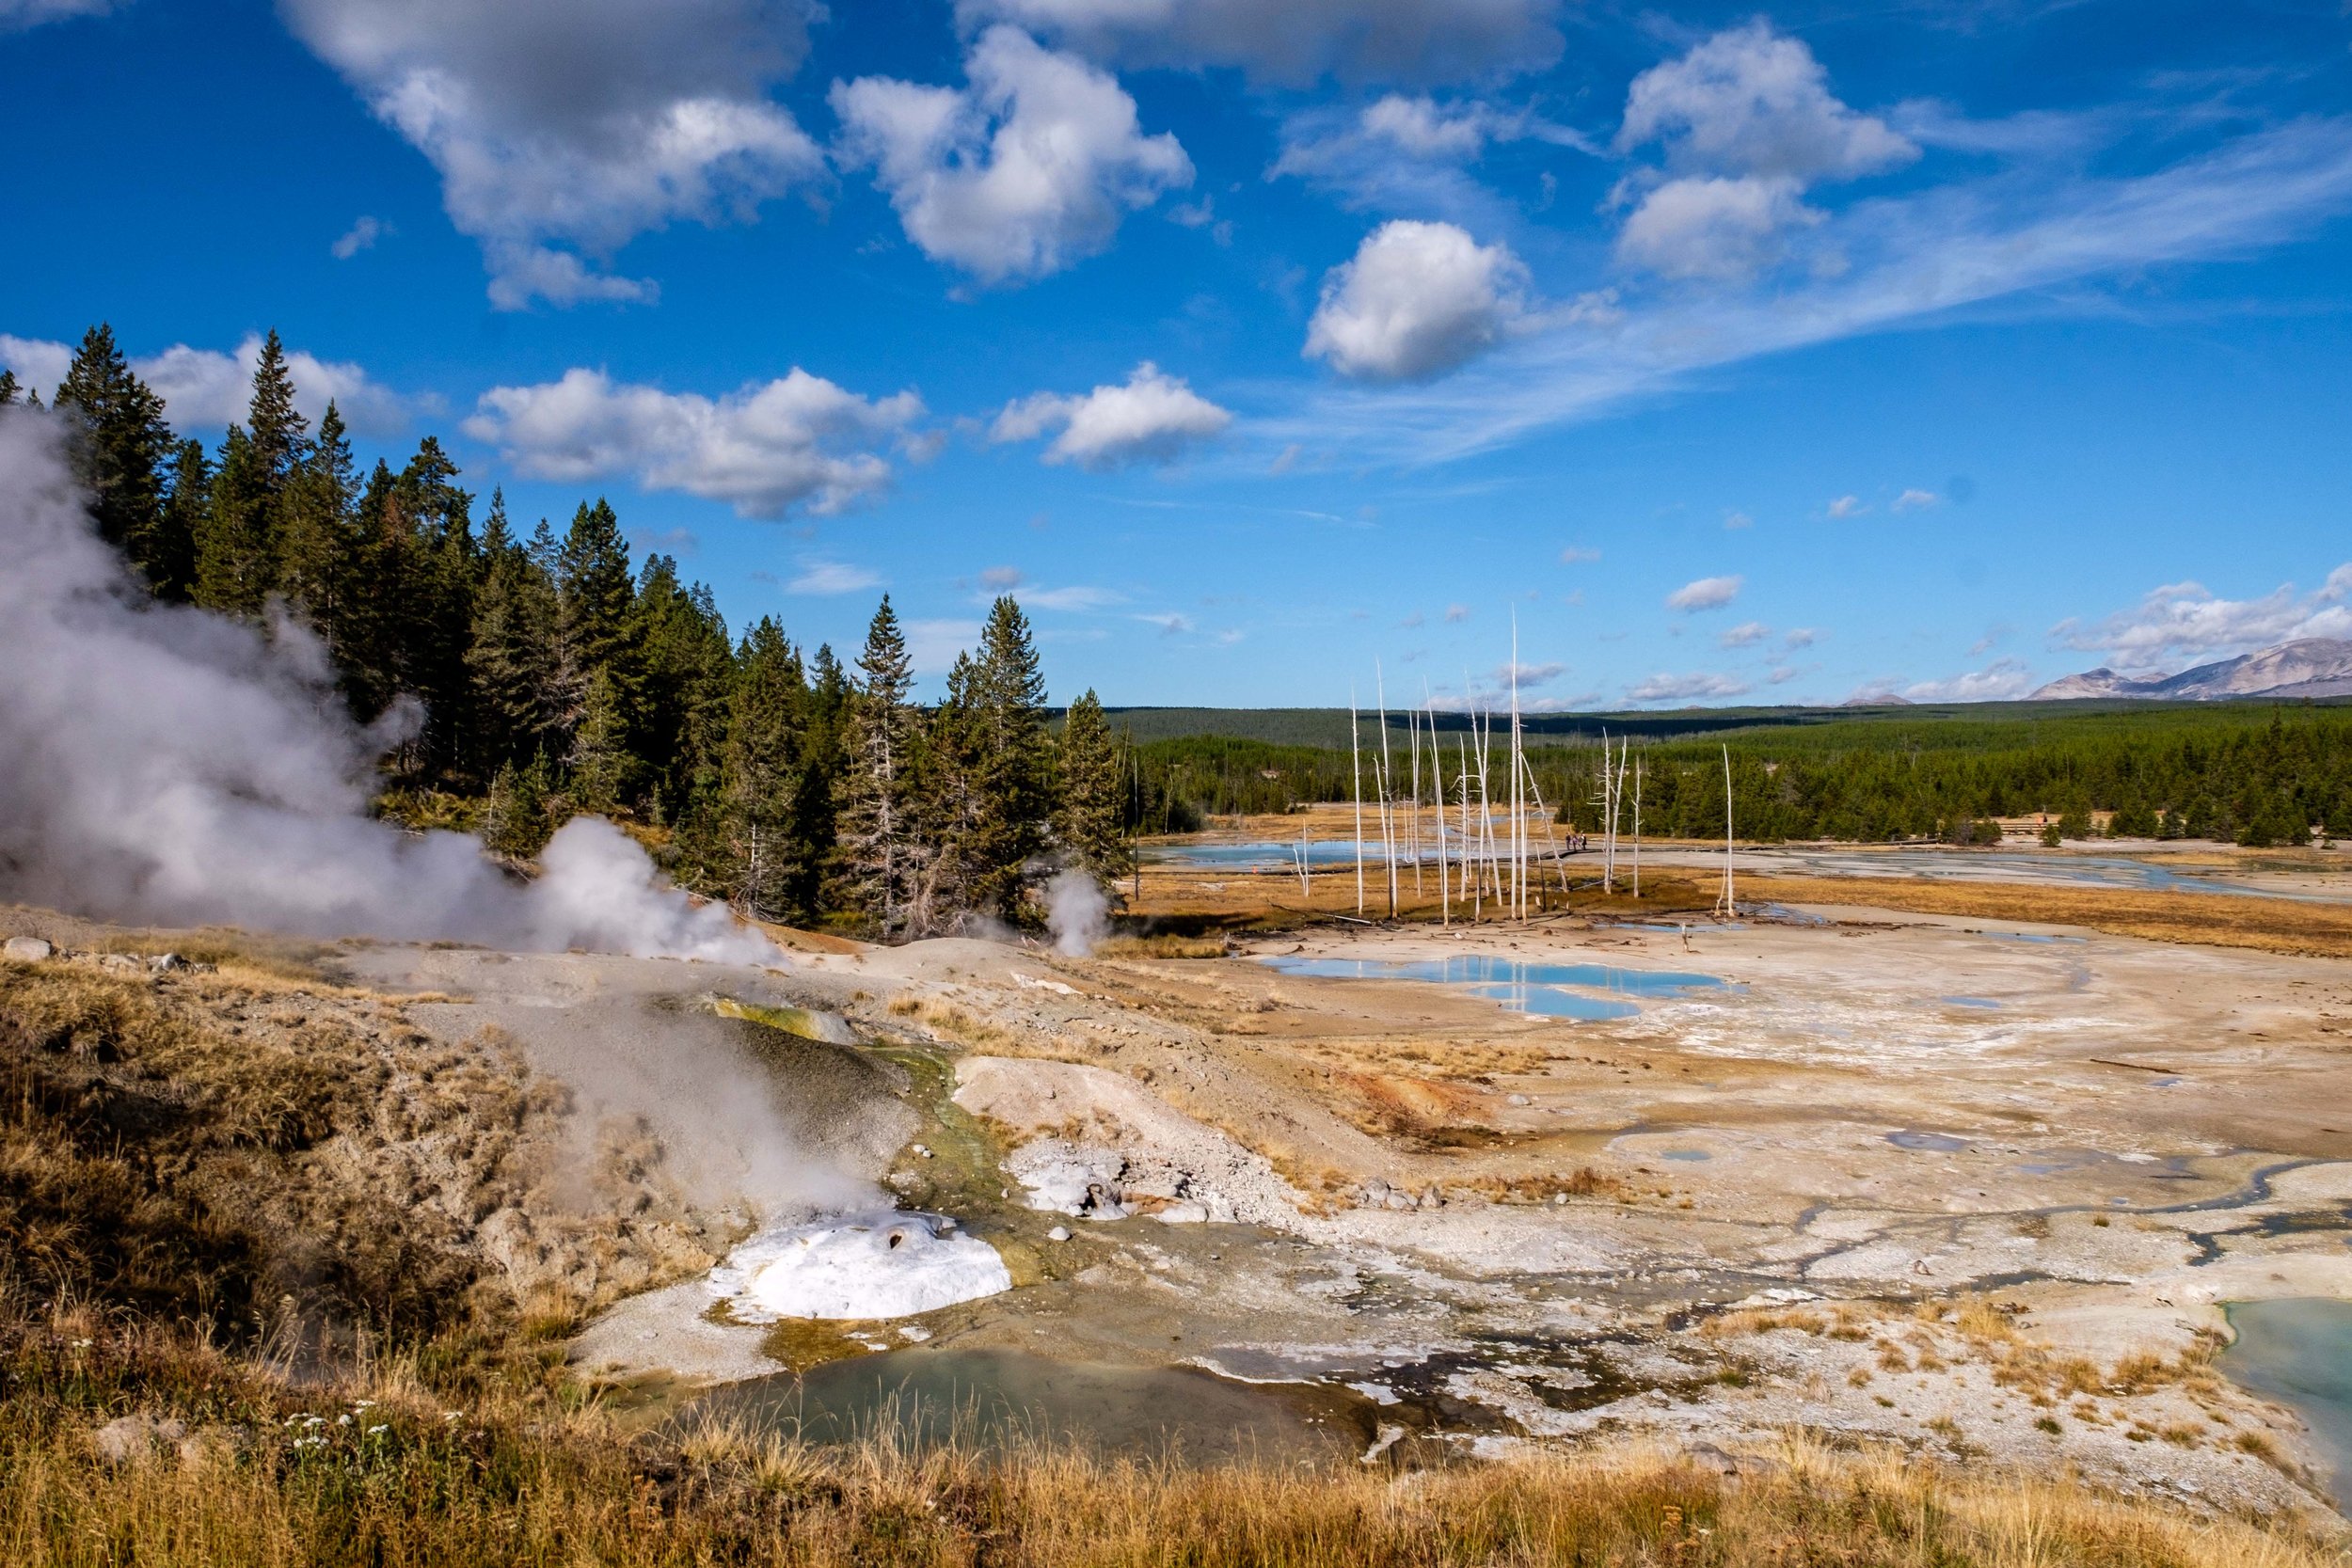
[13,325,1133,935]
[20,321,2349,947]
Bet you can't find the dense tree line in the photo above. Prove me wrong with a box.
[11,325,1134,933]
[1131,711,2352,847]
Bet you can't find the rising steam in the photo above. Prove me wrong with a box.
[0,413,774,963]
[1045,868,1109,957]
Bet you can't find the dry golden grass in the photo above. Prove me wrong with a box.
[1093,933,1231,959]
[1742,874,2352,959]
[3,1364,2341,1568]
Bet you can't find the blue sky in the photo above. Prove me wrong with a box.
[4,0,2350,707]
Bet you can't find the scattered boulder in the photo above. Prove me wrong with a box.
[4,936,54,962]
[1046,1226,1072,1243]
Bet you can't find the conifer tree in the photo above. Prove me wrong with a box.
[967,595,1052,922]
[196,336,310,617]
[274,402,359,649]
[196,424,270,615]
[1056,689,1132,895]
[557,499,638,675]
[244,330,310,487]
[0,369,18,404]
[911,650,989,933]
[569,669,632,815]
[723,618,822,920]
[148,438,210,602]
[467,491,564,770]
[631,555,734,816]
[53,325,176,578]
[839,595,921,935]
[392,438,478,777]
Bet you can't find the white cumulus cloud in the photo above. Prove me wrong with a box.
[278,0,824,309]
[2051,565,2352,664]
[1903,657,2037,702]
[1826,494,1867,518]
[2,331,406,437]
[951,0,1563,87]
[1719,620,1769,647]
[1613,23,1915,282]
[1628,671,1751,703]
[465,367,924,518]
[1306,219,1528,381]
[1892,487,1940,512]
[1665,574,1742,612]
[1617,22,1915,183]
[1615,174,1820,280]
[832,26,1191,286]
[991,361,1231,469]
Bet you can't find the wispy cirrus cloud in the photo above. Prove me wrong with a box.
[1262,84,2352,467]
[787,559,883,594]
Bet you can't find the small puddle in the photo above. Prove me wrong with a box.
[1886,1130,1970,1152]
[1262,955,1728,1022]
[1660,1148,1713,1163]
[2223,1299,2352,1507]
[1939,995,2002,1010]
[690,1348,1369,1467]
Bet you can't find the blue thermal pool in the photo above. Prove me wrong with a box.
[1259,955,1730,1022]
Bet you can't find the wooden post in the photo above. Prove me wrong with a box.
[1376,663,1397,919]
[1351,690,1364,917]
[1631,745,1642,899]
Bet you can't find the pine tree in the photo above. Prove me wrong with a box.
[839,595,921,935]
[244,329,310,487]
[568,669,632,815]
[196,424,270,615]
[148,438,209,602]
[53,325,176,578]
[910,650,989,934]
[0,369,18,404]
[631,555,735,816]
[723,618,821,921]
[467,492,564,770]
[394,438,478,779]
[274,401,359,648]
[195,335,310,617]
[1056,689,1132,895]
[557,498,638,676]
[967,595,1052,923]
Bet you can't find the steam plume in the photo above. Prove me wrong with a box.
[0,413,774,963]
[1045,868,1109,957]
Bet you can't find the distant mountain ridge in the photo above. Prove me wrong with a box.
[2029,638,2352,701]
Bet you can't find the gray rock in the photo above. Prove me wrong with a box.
[4,936,54,962]
[1046,1226,1072,1243]
[149,953,183,973]
[1155,1201,1210,1225]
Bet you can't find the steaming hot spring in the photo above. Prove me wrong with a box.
[709,1212,1012,1322]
